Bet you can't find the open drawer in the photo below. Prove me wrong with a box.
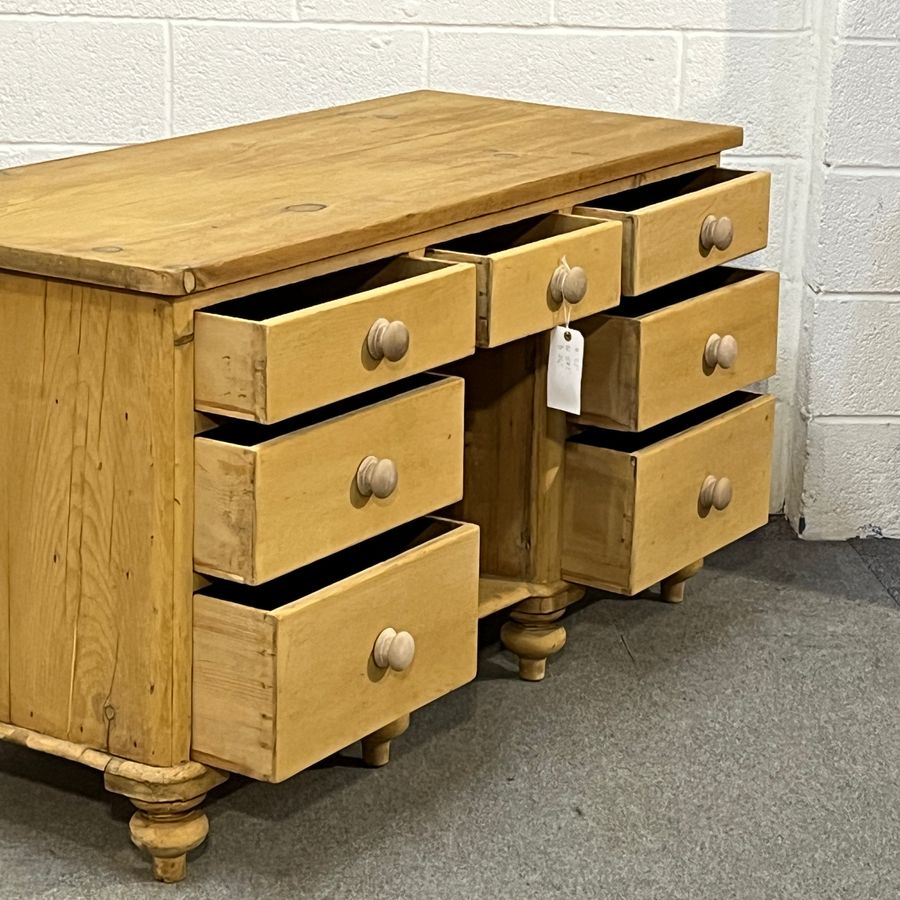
[194,256,476,423]
[192,517,480,782]
[427,213,622,348]
[575,268,779,431]
[575,168,770,295]
[562,392,774,595]
[194,373,464,585]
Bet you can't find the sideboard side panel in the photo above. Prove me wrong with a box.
[0,272,186,765]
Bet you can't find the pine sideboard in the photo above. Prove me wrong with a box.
[0,91,776,882]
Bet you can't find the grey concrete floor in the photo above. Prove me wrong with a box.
[2,519,899,899]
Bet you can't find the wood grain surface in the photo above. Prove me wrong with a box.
[0,92,741,295]
[0,271,190,765]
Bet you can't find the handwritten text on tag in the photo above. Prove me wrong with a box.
[547,325,584,415]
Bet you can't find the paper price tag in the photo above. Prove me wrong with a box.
[547,325,584,415]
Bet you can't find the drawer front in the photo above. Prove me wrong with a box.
[429,213,622,348]
[192,519,479,782]
[576,169,770,295]
[562,393,774,594]
[194,374,464,584]
[576,269,779,431]
[194,257,476,424]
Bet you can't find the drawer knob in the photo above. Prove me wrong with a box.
[356,455,399,499]
[700,215,734,251]
[550,263,588,304]
[367,318,410,362]
[373,627,416,671]
[704,333,738,369]
[700,475,733,511]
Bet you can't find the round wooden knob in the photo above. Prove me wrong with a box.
[700,474,733,511]
[700,215,734,251]
[373,627,416,671]
[356,455,398,499]
[550,263,588,304]
[366,318,410,362]
[704,333,738,369]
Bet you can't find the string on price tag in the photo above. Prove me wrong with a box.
[547,255,585,414]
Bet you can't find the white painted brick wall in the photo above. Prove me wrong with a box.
[838,0,900,38]
[0,0,897,538]
[792,0,900,538]
[556,0,808,31]
[682,34,815,157]
[0,20,166,142]
[172,25,424,133]
[826,43,900,167]
[429,30,680,116]
[809,174,900,294]
[799,420,900,539]
[0,1,295,16]
[807,299,900,416]
[298,1,550,25]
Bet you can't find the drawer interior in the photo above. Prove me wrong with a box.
[571,390,761,452]
[203,255,456,321]
[433,212,599,256]
[200,371,446,447]
[601,267,760,318]
[198,516,464,611]
[583,167,751,213]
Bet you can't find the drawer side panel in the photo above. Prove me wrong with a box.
[192,596,277,779]
[561,444,637,591]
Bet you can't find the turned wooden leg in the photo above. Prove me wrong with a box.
[129,796,210,883]
[500,609,567,682]
[362,713,410,767]
[104,759,226,883]
[660,558,704,604]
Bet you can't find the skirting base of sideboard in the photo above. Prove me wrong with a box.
[0,721,227,883]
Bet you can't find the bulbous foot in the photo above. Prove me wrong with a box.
[500,609,567,682]
[129,797,209,883]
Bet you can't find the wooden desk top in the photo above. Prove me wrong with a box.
[0,91,741,296]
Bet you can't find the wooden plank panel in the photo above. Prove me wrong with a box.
[193,520,479,782]
[0,92,742,294]
[0,272,186,765]
[194,376,465,584]
[446,340,538,579]
[446,332,568,586]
